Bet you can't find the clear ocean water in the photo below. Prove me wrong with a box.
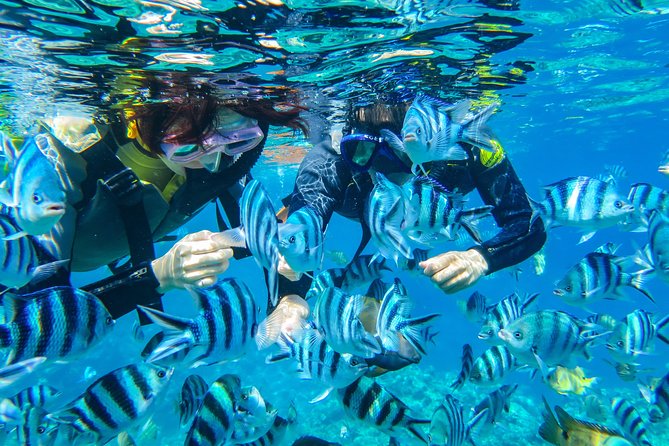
[1,0,669,445]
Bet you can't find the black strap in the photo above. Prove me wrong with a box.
[78,139,156,267]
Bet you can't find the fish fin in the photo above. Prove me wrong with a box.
[2,293,33,323]
[628,271,655,302]
[137,305,191,332]
[0,188,16,208]
[379,129,405,154]
[555,405,626,437]
[578,231,597,244]
[144,335,194,364]
[308,387,333,404]
[265,350,291,364]
[449,99,472,123]
[450,343,473,390]
[538,397,562,445]
[0,357,46,385]
[527,194,547,227]
[467,407,489,432]
[255,306,289,351]
[2,231,27,241]
[457,205,494,243]
[656,314,669,344]
[638,384,653,403]
[406,418,430,444]
[520,292,540,312]
[30,259,70,283]
[461,103,498,151]
[211,227,247,249]
[401,313,441,355]
[533,351,551,381]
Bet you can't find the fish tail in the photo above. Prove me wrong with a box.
[657,314,669,344]
[631,244,655,274]
[457,206,493,243]
[401,313,441,355]
[628,270,655,302]
[538,397,562,445]
[144,334,194,364]
[527,194,547,227]
[405,417,430,444]
[137,305,192,332]
[461,103,498,151]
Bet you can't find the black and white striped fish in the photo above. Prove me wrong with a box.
[179,374,208,428]
[52,362,173,444]
[470,346,520,386]
[0,215,65,289]
[553,251,653,307]
[606,309,669,361]
[0,286,114,364]
[365,278,390,302]
[313,286,381,358]
[185,374,240,446]
[230,388,278,444]
[428,394,487,446]
[473,384,518,427]
[140,278,258,366]
[628,183,669,219]
[305,268,345,301]
[640,370,669,423]
[477,292,538,344]
[611,397,653,446]
[498,310,600,370]
[366,172,413,266]
[529,176,634,243]
[266,330,368,402]
[450,344,473,390]
[376,278,440,356]
[237,404,297,446]
[279,206,324,274]
[338,377,428,443]
[402,176,492,245]
[10,384,60,410]
[457,291,488,324]
[341,254,391,292]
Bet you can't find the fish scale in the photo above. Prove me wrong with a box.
[0,287,113,365]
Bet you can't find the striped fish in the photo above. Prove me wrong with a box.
[628,183,669,218]
[376,278,440,356]
[17,404,59,446]
[313,286,381,358]
[397,248,430,274]
[266,329,369,401]
[240,179,280,308]
[365,278,390,302]
[529,176,634,243]
[477,292,538,344]
[606,309,669,361]
[381,96,496,175]
[305,268,345,301]
[611,397,653,446]
[640,370,669,423]
[473,384,518,427]
[428,394,487,446]
[337,377,428,443]
[0,215,65,289]
[237,404,297,446]
[52,363,174,444]
[278,206,324,274]
[179,374,208,428]
[341,254,391,291]
[10,384,60,410]
[498,310,599,369]
[450,344,473,390]
[0,286,114,364]
[635,210,669,283]
[365,173,413,266]
[0,357,46,388]
[457,291,488,324]
[229,387,278,444]
[140,278,258,366]
[186,374,240,446]
[402,176,492,245]
[469,346,519,386]
[553,252,653,307]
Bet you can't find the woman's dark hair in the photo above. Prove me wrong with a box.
[127,86,309,155]
[343,102,411,137]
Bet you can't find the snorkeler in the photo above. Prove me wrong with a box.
[7,75,307,322]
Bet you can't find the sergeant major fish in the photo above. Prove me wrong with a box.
[185,374,240,446]
[528,176,634,244]
[477,292,538,344]
[341,254,391,292]
[381,96,497,175]
[457,291,488,324]
[51,363,173,445]
[0,286,114,365]
[237,404,297,446]
[468,345,520,387]
[140,278,258,366]
[428,394,487,446]
[0,132,66,238]
[279,206,325,274]
[606,309,669,361]
[611,397,653,446]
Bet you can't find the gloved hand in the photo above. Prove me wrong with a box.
[151,230,233,292]
[419,249,488,293]
[278,254,303,282]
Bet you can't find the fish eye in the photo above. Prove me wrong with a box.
[37,427,46,434]
[157,370,166,378]
[32,193,43,204]
[105,316,113,325]
[416,128,421,135]
[513,331,523,340]
[617,340,624,348]
[289,236,296,243]
[614,200,623,209]
[350,358,359,366]
[565,285,572,292]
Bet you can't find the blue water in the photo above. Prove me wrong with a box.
[2,0,669,445]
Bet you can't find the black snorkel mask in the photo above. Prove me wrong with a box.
[340,133,411,174]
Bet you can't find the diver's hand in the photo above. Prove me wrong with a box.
[420,249,488,293]
[151,230,233,292]
[278,254,303,282]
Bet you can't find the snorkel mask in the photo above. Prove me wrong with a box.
[340,133,410,174]
[160,110,264,172]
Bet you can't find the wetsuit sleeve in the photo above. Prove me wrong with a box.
[288,140,353,227]
[468,149,546,274]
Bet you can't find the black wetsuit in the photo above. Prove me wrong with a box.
[288,139,546,276]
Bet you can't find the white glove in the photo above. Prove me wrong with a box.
[151,230,233,292]
[420,249,488,293]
